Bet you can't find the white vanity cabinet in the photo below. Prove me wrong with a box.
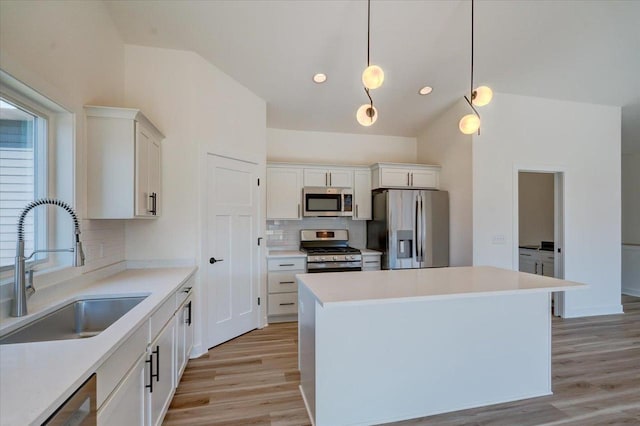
[85,106,164,219]
[96,278,195,426]
[353,168,372,220]
[303,168,353,188]
[371,163,440,190]
[267,256,306,322]
[267,165,303,220]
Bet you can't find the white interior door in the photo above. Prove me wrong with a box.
[206,154,260,348]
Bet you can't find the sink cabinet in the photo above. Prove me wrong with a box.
[85,106,164,219]
[96,278,194,426]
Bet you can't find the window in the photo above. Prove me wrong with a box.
[0,67,77,280]
[0,96,48,269]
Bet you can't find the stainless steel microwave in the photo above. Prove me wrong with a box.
[303,187,353,217]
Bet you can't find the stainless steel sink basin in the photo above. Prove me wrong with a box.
[0,296,147,345]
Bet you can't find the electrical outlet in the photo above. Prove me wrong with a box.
[491,234,506,245]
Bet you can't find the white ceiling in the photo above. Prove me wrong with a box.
[104,0,640,139]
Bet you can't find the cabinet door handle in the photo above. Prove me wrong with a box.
[325,173,328,186]
[355,204,359,218]
[407,173,411,186]
[153,345,160,382]
[298,203,301,218]
[541,263,544,275]
[279,281,295,284]
[145,354,154,393]
[411,173,414,186]
[535,262,538,274]
[279,302,295,306]
[149,192,157,215]
[329,172,332,186]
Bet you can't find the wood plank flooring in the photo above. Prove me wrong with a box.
[164,295,640,426]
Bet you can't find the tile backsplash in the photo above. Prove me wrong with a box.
[266,218,367,249]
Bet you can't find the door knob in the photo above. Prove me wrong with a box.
[209,257,224,264]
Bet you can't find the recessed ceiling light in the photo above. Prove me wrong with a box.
[313,73,327,84]
[419,86,433,95]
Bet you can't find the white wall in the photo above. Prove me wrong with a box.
[417,100,473,266]
[267,128,416,165]
[123,45,266,354]
[473,93,621,317]
[621,111,640,296]
[518,172,554,246]
[0,1,126,282]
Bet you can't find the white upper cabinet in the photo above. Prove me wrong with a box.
[353,168,372,220]
[303,168,353,188]
[86,106,164,219]
[267,165,303,220]
[371,163,440,190]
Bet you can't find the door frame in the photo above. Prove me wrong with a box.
[512,165,566,317]
[201,152,264,350]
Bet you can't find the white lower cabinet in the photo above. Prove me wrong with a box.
[267,256,306,322]
[97,354,146,426]
[96,281,194,426]
[362,253,382,271]
[147,320,175,426]
[519,248,555,277]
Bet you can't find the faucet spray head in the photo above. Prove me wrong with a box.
[74,232,85,267]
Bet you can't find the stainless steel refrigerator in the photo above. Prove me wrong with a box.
[367,189,449,269]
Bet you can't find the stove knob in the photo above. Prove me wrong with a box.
[346,255,353,261]
[333,256,339,261]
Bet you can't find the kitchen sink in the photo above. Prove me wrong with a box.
[0,296,147,345]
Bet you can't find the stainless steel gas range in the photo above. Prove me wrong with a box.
[300,229,362,273]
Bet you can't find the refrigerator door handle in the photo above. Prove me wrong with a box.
[415,194,422,262]
[420,195,427,267]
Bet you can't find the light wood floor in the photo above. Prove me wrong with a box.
[164,295,640,426]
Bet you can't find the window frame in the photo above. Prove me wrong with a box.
[0,87,56,275]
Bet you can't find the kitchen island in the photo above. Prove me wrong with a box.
[297,266,585,426]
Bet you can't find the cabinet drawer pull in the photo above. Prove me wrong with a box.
[279,263,295,267]
[279,281,295,284]
[365,261,379,264]
[279,302,295,306]
[520,254,532,257]
[153,345,160,382]
[145,354,154,393]
[186,301,192,326]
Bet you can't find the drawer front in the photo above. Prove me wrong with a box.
[96,323,148,408]
[541,253,555,262]
[175,278,194,307]
[268,292,298,315]
[150,296,176,342]
[267,257,306,271]
[268,272,299,293]
[362,255,381,270]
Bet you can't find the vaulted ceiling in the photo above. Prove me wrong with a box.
[104,0,640,142]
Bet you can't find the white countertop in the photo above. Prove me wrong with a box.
[267,249,306,258]
[358,248,382,255]
[0,267,196,426]
[297,266,586,307]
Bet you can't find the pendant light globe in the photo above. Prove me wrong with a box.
[459,114,480,134]
[362,65,384,90]
[356,104,378,126]
[472,85,493,106]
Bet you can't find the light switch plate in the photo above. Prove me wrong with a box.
[491,234,506,245]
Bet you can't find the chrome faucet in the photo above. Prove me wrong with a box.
[11,198,85,317]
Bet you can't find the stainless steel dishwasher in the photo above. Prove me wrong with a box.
[44,374,96,425]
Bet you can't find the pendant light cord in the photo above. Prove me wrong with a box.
[367,0,371,67]
[470,0,474,99]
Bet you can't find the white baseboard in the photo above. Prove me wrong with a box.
[622,288,640,297]
[563,304,624,318]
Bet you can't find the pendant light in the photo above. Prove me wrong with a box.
[357,0,383,127]
[459,0,492,135]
